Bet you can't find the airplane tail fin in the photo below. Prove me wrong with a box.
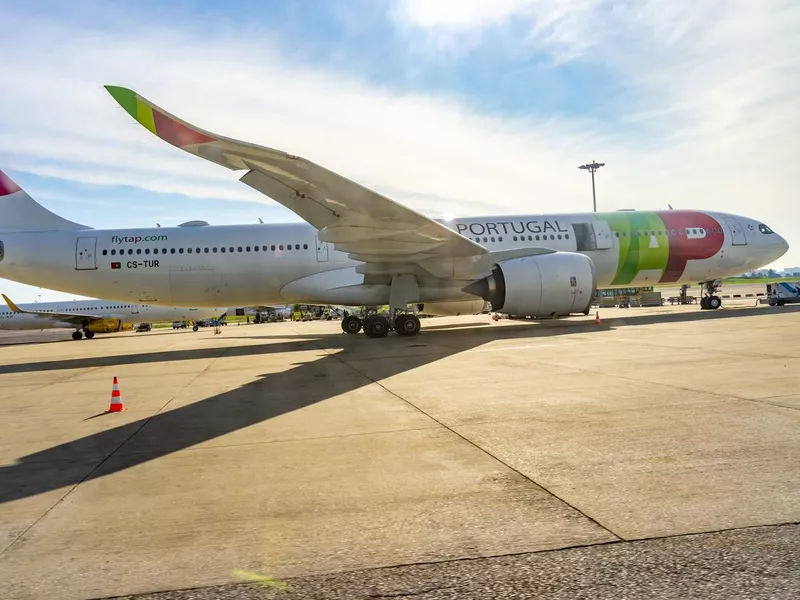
[0,169,90,232]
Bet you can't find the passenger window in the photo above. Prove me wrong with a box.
[145,249,150,255]
[279,245,284,250]
[110,250,116,255]
[557,234,562,240]
[490,237,495,242]
[229,247,234,252]
[238,246,243,252]
[187,248,192,254]
[102,250,108,256]
[246,246,251,252]
[287,245,292,251]
[179,248,184,254]
[204,248,209,253]
[213,247,218,253]
[270,245,275,251]
[535,235,540,241]
[170,248,176,254]
[136,249,142,255]
[303,244,308,250]
[565,234,570,239]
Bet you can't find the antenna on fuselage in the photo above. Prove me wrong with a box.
[258,218,264,224]
[668,204,674,210]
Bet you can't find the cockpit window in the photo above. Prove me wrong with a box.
[758,224,774,234]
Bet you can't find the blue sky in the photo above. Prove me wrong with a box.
[1,0,798,301]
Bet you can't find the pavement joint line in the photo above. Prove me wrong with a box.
[54,424,448,459]
[510,354,800,414]
[0,340,240,558]
[310,339,625,544]
[83,521,800,600]
[604,339,800,361]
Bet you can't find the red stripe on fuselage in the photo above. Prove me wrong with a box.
[659,211,724,283]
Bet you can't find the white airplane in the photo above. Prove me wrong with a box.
[0,86,789,338]
[0,294,223,340]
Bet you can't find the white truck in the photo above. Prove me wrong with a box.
[766,281,800,306]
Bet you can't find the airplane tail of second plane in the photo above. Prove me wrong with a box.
[0,169,90,233]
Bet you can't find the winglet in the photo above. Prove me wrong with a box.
[104,85,216,148]
[2,294,23,313]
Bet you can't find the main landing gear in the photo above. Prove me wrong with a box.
[71,329,96,340]
[340,311,421,338]
[700,280,722,310]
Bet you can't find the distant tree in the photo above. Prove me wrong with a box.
[767,269,778,278]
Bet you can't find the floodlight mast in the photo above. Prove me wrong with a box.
[578,161,605,212]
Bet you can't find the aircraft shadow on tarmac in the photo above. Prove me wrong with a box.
[1,304,797,505]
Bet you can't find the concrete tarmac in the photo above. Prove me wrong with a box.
[0,303,798,599]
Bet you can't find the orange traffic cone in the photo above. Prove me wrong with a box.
[108,376,127,412]
[595,311,601,325]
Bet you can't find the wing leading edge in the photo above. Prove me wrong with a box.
[104,86,486,266]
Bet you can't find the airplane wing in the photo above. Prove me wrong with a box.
[105,86,487,267]
[2,294,104,324]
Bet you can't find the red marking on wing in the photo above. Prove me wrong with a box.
[0,170,22,196]
[152,110,215,148]
[659,211,724,283]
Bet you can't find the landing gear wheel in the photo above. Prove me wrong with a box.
[341,315,362,334]
[708,296,721,310]
[193,325,199,331]
[394,314,421,337]
[363,315,389,338]
[700,297,709,310]
[84,331,95,339]
[72,331,83,340]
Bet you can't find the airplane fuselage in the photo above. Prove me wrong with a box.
[0,210,787,308]
[0,299,220,331]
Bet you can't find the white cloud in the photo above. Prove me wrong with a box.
[0,0,797,288]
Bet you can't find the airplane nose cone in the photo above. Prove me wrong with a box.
[776,234,790,258]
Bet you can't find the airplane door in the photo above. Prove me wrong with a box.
[75,237,98,270]
[724,217,747,246]
[592,221,614,250]
[131,305,139,315]
[315,235,329,262]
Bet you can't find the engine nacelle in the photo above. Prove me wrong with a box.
[85,319,124,333]
[465,252,596,318]
[416,299,487,317]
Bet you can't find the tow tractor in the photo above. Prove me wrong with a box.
[766,281,800,306]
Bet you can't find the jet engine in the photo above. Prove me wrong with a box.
[416,299,487,316]
[85,319,124,333]
[464,252,596,318]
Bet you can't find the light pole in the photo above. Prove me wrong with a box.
[578,161,605,212]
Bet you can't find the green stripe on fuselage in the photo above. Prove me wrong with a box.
[605,212,669,285]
